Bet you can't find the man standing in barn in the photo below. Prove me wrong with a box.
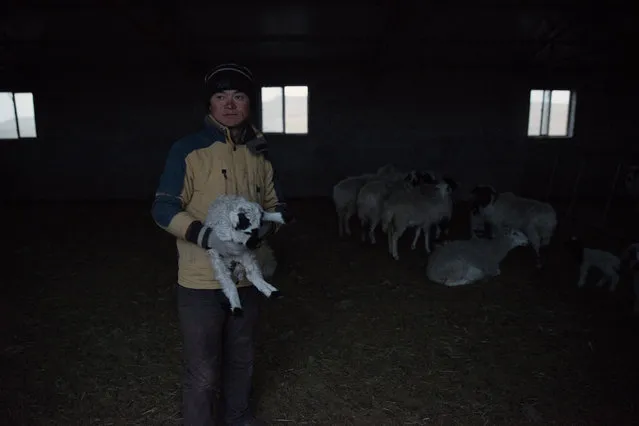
[151,63,287,426]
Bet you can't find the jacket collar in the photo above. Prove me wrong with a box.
[204,114,258,145]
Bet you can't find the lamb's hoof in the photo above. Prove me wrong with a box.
[231,307,244,317]
[269,290,283,299]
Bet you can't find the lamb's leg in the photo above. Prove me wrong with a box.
[386,222,394,255]
[209,252,244,315]
[241,252,281,299]
[262,211,286,224]
[411,227,422,250]
[634,273,639,314]
[577,261,590,288]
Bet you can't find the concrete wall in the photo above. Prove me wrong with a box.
[1,63,636,202]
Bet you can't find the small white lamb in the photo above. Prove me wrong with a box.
[564,236,620,291]
[426,228,530,286]
[204,194,290,316]
[470,185,557,268]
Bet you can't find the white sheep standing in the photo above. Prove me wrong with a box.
[564,236,621,291]
[470,185,557,268]
[356,170,436,244]
[332,164,399,237]
[426,228,530,286]
[381,180,454,260]
[204,194,290,316]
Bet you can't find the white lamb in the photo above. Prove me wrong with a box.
[332,164,399,237]
[470,185,557,268]
[381,180,454,260]
[204,194,290,316]
[564,236,621,291]
[357,170,436,244]
[426,228,530,286]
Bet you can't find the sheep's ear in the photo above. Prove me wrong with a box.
[234,212,251,230]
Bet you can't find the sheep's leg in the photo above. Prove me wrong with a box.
[525,224,543,268]
[241,252,281,299]
[368,216,380,245]
[411,227,421,250]
[577,261,590,288]
[209,252,243,315]
[391,224,407,260]
[359,215,367,242]
[634,274,639,314]
[337,209,345,237]
[386,222,394,255]
[602,268,619,292]
[344,205,354,236]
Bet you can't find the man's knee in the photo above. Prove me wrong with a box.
[184,358,221,392]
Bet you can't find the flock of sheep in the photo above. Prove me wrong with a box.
[332,164,639,314]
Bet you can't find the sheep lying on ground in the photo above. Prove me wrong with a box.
[357,170,436,244]
[470,185,557,268]
[382,179,455,260]
[332,164,398,237]
[204,194,291,316]
[426,228,530,286]
[564,236,621,292]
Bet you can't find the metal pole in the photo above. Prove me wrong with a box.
[545,153,559,201]
[602,162,622,225]
[566,159,585,219]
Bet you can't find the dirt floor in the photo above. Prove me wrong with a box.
[3,198,639,425]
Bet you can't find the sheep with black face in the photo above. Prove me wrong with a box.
[204,194,291,316]
[470,184,557,268]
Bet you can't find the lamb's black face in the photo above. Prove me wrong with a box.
[235,212,251,231]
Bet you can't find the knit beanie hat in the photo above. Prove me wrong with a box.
[204,63,256,108]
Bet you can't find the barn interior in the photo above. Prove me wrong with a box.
[3,0,639,424]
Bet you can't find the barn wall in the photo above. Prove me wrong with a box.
[520,70,638,201]
[1,64,634,202]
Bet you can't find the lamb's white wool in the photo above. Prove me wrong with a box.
[332,164,399,237]
[564,236,621,292]
[426,228,529,286]
[471,185,557,268]
[382,180,454,260]
[356,170,436,244]
[204,194,288,315]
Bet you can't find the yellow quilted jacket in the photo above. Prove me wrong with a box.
[151,115,285,290]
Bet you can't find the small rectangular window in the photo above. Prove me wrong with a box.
[261,85,309,134]
[527,89,576,138]
[0,91,37,139]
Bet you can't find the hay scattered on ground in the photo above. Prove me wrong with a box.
[3,199,638,425]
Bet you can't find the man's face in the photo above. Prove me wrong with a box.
[209,90,250,127]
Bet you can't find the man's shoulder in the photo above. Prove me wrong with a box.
[169,130,223,159]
